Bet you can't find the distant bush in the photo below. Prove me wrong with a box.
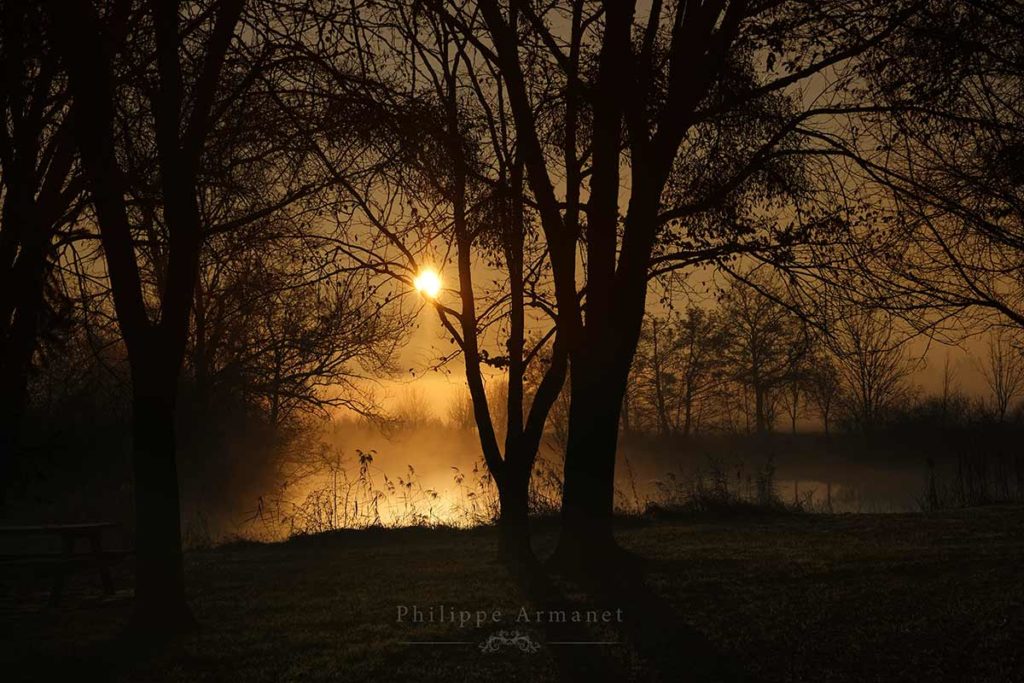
[639,454,793,518]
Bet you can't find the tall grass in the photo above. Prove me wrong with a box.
[234,443,568,542]
[920,450,1024,511]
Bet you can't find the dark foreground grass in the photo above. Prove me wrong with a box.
[2,506,1023,682]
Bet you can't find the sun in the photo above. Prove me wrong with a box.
[413,267,442,299]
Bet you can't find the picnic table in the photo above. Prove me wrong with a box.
[0,522,127,605]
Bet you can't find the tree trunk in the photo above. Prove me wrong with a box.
[551,179,657,568]
[650,320,671,437]
[0,221,48,510]
[496,461,532,565]
[683,388,694,437]
[755,386,767,434]
[130,360,192,632]
[0,300,41,508]
[0,361,29,509]
[551,347,630,567]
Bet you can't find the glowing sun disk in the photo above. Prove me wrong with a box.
[413,268,442,299]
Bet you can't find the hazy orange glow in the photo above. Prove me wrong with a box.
[413,267,442,299]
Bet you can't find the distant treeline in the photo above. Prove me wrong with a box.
[619,278,1024,439]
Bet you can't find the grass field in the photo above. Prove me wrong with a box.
[3,506,1023,682]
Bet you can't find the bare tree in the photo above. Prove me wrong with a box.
[632,316,677,437]
[674,307,726,436]
[805,351,842,435]
[780,374,804,435]
[630,307,725,437]
[980,329,1024,422]
[719,274,810,435]
[188,229,407,428]
[827,308,916,433]
[447,387,476,431]
[392,387,437,430]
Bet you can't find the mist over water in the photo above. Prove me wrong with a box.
[222,420,509,541]
[619,436,931,513]
[191,420,953,545]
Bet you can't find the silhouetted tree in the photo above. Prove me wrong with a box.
[278,1,570,562]
[188,230,406,429]
[466,0,919,564]
[630,307,725,437]
[827,308,916,433]
[980,329,1024,422]
[719,274,810,434]
[47,0,245,632]
[0,1,84,506]
[447,387,477,431]
[805,352,842,435]
[780,372,804,435]
[634,316,677,437]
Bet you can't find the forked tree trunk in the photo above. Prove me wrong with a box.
[479,0,746,570]
[550,164,659,567]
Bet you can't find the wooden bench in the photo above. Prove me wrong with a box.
[0,523,129,605]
